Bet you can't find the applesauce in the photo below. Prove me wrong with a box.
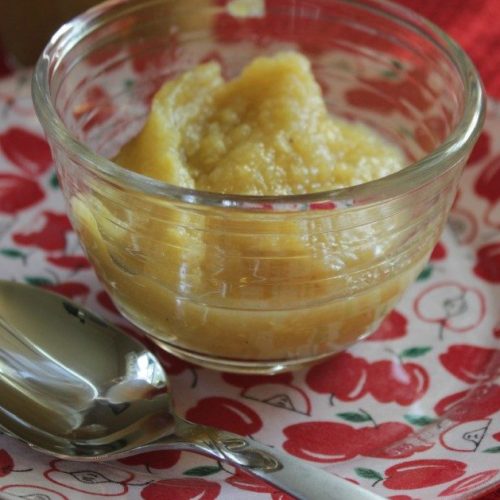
[72,53,428,367]
[114,52,404,194]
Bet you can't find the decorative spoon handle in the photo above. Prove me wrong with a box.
[157,418,384,500]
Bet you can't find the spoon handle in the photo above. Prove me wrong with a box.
[164,418,383,500]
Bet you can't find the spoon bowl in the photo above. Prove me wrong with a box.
[0,280,174,459]
[0,281,382,499]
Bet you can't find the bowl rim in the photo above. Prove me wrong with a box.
[32,0,486,211]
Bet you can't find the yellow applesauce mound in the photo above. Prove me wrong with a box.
[72,52,430,363]
[114,52,404,194]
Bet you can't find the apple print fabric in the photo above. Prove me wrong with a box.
[0,72,499,500]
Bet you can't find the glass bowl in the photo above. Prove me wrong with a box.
[33,0,485,373]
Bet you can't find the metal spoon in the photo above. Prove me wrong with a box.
[0,281,383,500]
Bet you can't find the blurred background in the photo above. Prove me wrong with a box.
[0,0,101,66]
[0,0,498,98]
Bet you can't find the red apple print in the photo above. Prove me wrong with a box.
[307,351,428,405]
[0,173,44,214]
[214,0,296,46]
[130,34,179,75]
[414,116,447,153]
[0,486,68,500]
[186,397,262,435]
[270,493,294,500]
[97,290,120,314]
[414,282,485,337]
[388,496,413,500]
[430,241,447,261]
[474,243,500,283]
[222,372,293,389]
[467,131,491,166]
[346,88,394,115]
[271,492,294,500]
[479,489,500,500]
[439,345,498,384]
[367,310,408,341]
[283,421,429,463]
[383,459,467,490]
[141,479,221,500]
[44,459,132,495]
[0,127,52,176]
[43,282,90,300]
[215,0,367,55]
[47,255,91,271]
[85,18,132,67]
[86,46,122,67]
[434,385,500,421]
[434,390,473,420]
[283,421,360,462]
[438,470,498,497]
[344,478,360,485]
[310,201,336,210]
[494,324,500,339]
[475,155,500,228]
[119,450,180,470]
[346,68,433,117]
[0,450,13,477]
[306,352,369,401]
[439,419,491,452]
[359,422,432,459]
[127,36,181,106]
[243,383,312,416]
[13,211,72,251]
[226,469,294,499]
[366,360,429,406]
[73,86,114,134]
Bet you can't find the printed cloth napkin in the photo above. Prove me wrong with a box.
[0,68,498,499]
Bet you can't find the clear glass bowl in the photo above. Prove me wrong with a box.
[33,0,485,373]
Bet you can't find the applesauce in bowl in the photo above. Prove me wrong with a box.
[33,0,485,373]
